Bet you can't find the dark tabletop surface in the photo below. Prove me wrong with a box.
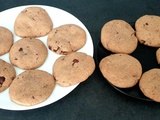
[0,0,160,120]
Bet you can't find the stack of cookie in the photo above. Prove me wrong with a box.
[0,6,95,106]
[99,15,160,102]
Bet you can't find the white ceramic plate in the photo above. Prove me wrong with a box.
[0,5,93,110]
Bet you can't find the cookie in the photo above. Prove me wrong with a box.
[47,24,86,55]
[14,7,53,38]
[53,52,95,86]
[9,38,48,70]
[9,70,55,106]
[0,26,13,55]
[139,68,160,102]
[0,59,16,93]
[156,48,160,64]
[99,54,142,88]
[135,15,160,47]
[101,20,138,54]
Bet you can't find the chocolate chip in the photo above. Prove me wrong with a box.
[32,96,35,99]
[141,40,146,44]
[143,23,149,26]
[145,23,149,25]
[131,32,136,36]
[11,77,15,80]
[61,50,67,54]
[72,59,79,66]
[53,46,60,52]
[73,59,79,63]
[55,30,58,34]
[48,45,52,50]
[0,76,5,87]
[19,48,23,51]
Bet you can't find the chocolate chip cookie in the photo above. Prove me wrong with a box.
[0,59,16,93]
[9,38,48,70]
[139,68,160,102]
[135,15,160,47]
[53,52,95,86]
[14,6,53,38]
[0,26,13,55]
[9,70,55,106]
[101,20,138,54]
[47,24,86,55]
[99,54,142,88]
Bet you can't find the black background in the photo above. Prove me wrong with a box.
[0,0,160,120]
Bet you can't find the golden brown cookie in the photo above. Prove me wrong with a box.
[101,20,138,54]
[14,7,53,38]
[139,68,160,102]
[53,52,95,86]
[99,54,142,88]
[135,15,160,47]
[9,70,55,106]
[0,59,16,93]
[9,38,48,70]
[0,26,13,55]
[47,24,86,55]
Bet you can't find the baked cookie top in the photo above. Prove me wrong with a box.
[9,38,48,70]
[14,7,53,38]
[9,70,55,106]
[47,24,86,55]
[0,26,13,55]
[53,52,95,86]
[101,20,138,54]
[99,54,142,88]
[135,15,160,47]
[0,59,16,93]
[139,68,160,102]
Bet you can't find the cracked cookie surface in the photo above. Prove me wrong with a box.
[47,24,86,55]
